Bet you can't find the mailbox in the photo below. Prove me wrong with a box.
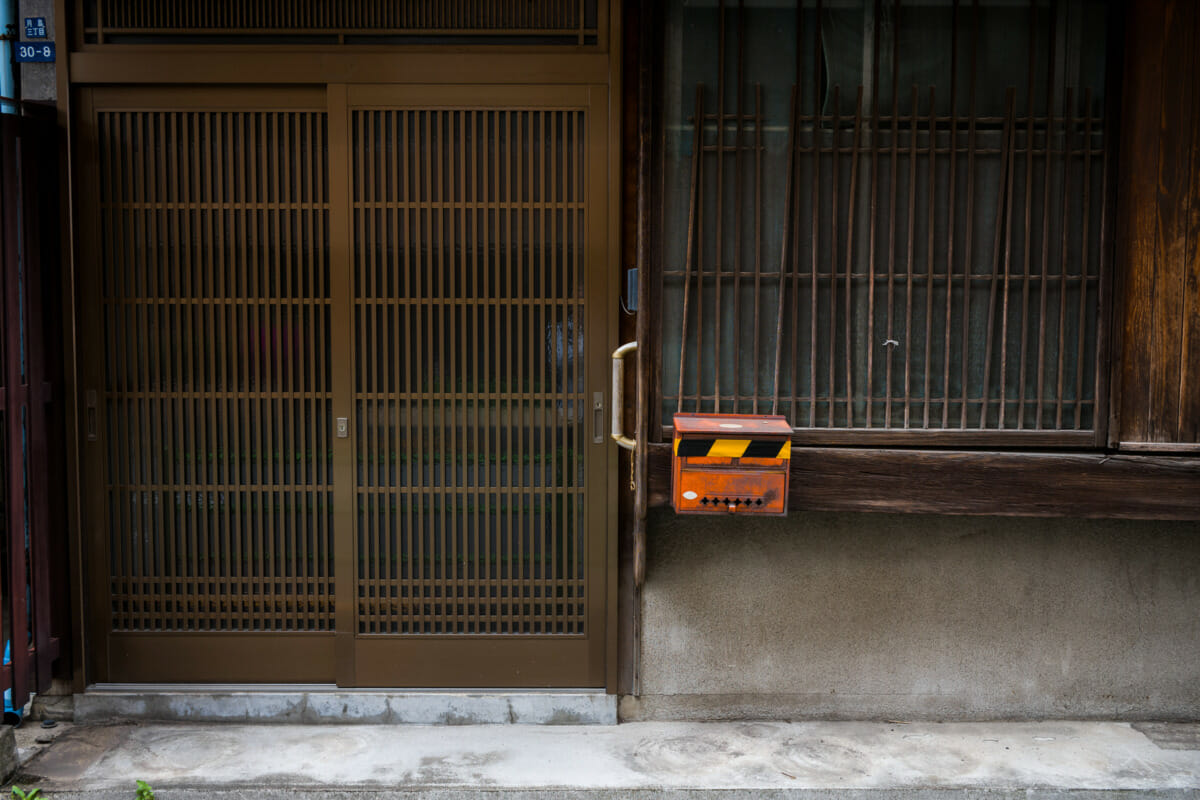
[671,413,792,515]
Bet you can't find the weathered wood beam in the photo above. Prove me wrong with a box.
[647,443,1200,519]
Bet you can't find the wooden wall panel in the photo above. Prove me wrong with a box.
[646,444,1200,520]
[1117,0,1200,448]
[1181,6,1200,445]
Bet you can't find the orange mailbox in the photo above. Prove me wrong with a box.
[671,413,792,515]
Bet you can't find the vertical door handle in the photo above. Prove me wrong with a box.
[610,342,637,451]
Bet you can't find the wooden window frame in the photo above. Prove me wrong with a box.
[631,0,1200,520]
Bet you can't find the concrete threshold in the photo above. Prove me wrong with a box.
[12,720,1200,800]
[75,685,616,725]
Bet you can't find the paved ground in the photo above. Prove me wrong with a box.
[7,720,1200,799]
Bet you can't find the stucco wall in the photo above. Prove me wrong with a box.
[622,509,1200,721]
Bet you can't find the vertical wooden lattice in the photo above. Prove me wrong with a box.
[83,0,602,44]
[98,110,334,632]
[353,108,587,635]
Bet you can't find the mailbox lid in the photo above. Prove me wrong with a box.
[673,413,792,437]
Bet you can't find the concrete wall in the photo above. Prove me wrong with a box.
[622,509,1200,722]
[17,0,56,103]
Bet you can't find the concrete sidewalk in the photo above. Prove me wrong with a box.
[10,720,1200,799]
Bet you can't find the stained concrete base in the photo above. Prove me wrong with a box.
[13,720,1200,799]
[74,686,617,725]
[0,726,16,784]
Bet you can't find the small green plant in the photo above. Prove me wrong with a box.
[134,781,155,800]
[11,787,42,800]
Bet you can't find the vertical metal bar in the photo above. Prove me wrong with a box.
[548,109,559,633]
[229,112,246,629]
[256,110,269,626]
[120,114,134,624]
[296,111,310,630]
[883,0,899,429]
[771,86,798,416]
[979,90,1016,429]
[216,111,232,625]
[268,111,283,629]
[710,0,726,412]
[183,111,200,627]
[942,0,959,427]
[537,109,548,630]
[1074,89,1093,430]
[456,107,468,630]
[164,111,181,630]
[373,110,383,630]
[923,87,936,428]
[903,84,918,427]
[1017,1,1039,429]
[865,0,881,429]
[489,108,502,631]
[416,107,431,631]
[182,113,200,623]
[197,112,215,624]
[959,0,979,428]
[402,109,416,632]
[503,108,514,631]
[1036,3,1065,429]
[1055,87,1073,428]
[844,88,864,427]
[356,110,370,630]
[675,87,703,414]
[731,0,744,414]
[808,0,822,427]
[436,109,448,626]
[478,109,490,632]
[142,112,162,632]
[748,78,762,412]
[285,114,299,626]
[469,109,482,633]
[134,112,155,628]
[1035,4,1059,429]
[210,111,224,625]
[828,85,841,427]
[320,108,332,628]
[998,92,1019,430]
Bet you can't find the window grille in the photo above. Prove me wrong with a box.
[659,0,1111,438]
[80,0,603,45]
[97,109,335,632]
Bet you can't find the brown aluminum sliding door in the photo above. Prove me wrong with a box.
[341,85,610,687]
[77,87,337,682]
[78,84,611,687]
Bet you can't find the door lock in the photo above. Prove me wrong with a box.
[336,417,349,439]
[592,393,604,444]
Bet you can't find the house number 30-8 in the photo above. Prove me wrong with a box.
[15,43,56,62]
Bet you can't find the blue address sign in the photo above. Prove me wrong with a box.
[25,17,48,39]
[14,43,56,63]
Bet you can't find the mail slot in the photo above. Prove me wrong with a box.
[671,413,792,515]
